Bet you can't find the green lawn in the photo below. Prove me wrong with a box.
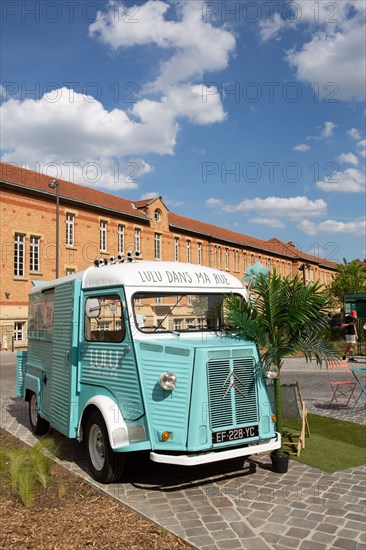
[283,413,366,473]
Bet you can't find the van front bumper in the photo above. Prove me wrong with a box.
[150,433,281,466]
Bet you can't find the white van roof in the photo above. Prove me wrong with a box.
[30,261,244,294]
[30,262,244,294]
[82,261,243,290]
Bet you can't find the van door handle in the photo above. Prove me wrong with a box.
[123,346,130,356]
[65,350,70,367]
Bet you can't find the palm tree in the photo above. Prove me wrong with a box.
[225,271,338,458]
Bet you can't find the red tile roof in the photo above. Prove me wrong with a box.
[0,162,147,221]
[0,162,337,269]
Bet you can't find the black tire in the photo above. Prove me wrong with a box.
[85,410,125,483]
[29,392,50,435]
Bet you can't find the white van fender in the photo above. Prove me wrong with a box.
[79,395,129,449]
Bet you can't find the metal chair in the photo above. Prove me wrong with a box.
[327,360,356,408]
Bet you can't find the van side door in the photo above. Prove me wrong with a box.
[80,290,145,422]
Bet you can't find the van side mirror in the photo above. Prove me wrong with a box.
[85,298,101,318]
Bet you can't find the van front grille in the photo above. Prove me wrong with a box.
[207,357,258,430]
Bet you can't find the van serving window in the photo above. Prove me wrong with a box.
[85,294,125,342]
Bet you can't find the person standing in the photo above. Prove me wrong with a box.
[341,310,358,362]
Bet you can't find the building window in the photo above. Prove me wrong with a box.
[186,240,191,263]
[217,246,221,268]
[174,237,179,262]
[14,234,25,277]
[197,242,202,265]
[174,319,182,331]
[154,233,162,260]
[66,268,75,276]
[154,209,162,222]
[100,221,107,252]
[225,248,229,270]
[213,246,217,268]
[29,236,40,272]
[118,225,124,255]
[243,252,247,273]
[134,228,141,252]
[14,322,25,342]
[66,213,74,246]
[234,250,239,271]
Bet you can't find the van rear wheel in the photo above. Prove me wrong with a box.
[85,410,125,483]
[29,392,50,435]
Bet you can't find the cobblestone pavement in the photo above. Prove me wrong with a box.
[1,352,365,550]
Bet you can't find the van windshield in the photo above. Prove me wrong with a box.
[132,292,242,333]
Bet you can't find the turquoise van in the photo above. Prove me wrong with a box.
[17,259,280,483]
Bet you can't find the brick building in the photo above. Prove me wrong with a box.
[0,162,337,350]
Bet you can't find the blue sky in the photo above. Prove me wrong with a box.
[1,0,365,262]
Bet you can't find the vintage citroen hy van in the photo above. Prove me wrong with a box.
[17,259,280,483]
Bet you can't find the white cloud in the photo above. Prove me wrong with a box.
[338,152,359,165]
[90,1,236,91]
[249,217,285,228]
[299,218,366,237]
[164,197,185,208]
[260,1,366,101]
[0,85,225,188]
[298,220,317,236]
[208,196,327,218]
[321,121,337,138]
[347,128,362,140]
[292,144,310,152]
[206,198,225,208]
[259,12,289,42]
[316,168,365,193]
[287,19,365,101]
[357,139,366,158]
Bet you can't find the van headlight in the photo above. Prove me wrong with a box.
[159,372,177,391]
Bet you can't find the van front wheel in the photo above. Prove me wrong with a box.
[85,410,125,483]
[29,392,50,435]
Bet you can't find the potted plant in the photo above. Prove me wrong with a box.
[225,270,337,473]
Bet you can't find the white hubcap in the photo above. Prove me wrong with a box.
[89,424,105,471]
[30,394,38,426]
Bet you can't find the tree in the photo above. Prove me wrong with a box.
[328,259,366,308]
[225,271,337,460]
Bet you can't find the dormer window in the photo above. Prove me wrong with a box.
[154,209,162,222]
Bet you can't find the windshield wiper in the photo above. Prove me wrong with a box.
[152,295,185,332]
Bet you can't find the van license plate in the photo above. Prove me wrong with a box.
[212,425,259,444]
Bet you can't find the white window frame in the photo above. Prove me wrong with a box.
[29,235,40,272]
[186,240,191,263]
[134,228,141,252]
[197,242,202,265]
[174,319,182,331]
[118,224,124,255]
[100,221,107,253]
[14,321,25,342]
[14,233,25,277]
[154,233,162,260]
[225,248,229,270]
[174,237,179,262]
[66,213,74,247]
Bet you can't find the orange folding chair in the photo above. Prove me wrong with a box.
[327,360,356,407]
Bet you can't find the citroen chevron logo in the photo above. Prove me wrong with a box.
[222,369,245,399]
